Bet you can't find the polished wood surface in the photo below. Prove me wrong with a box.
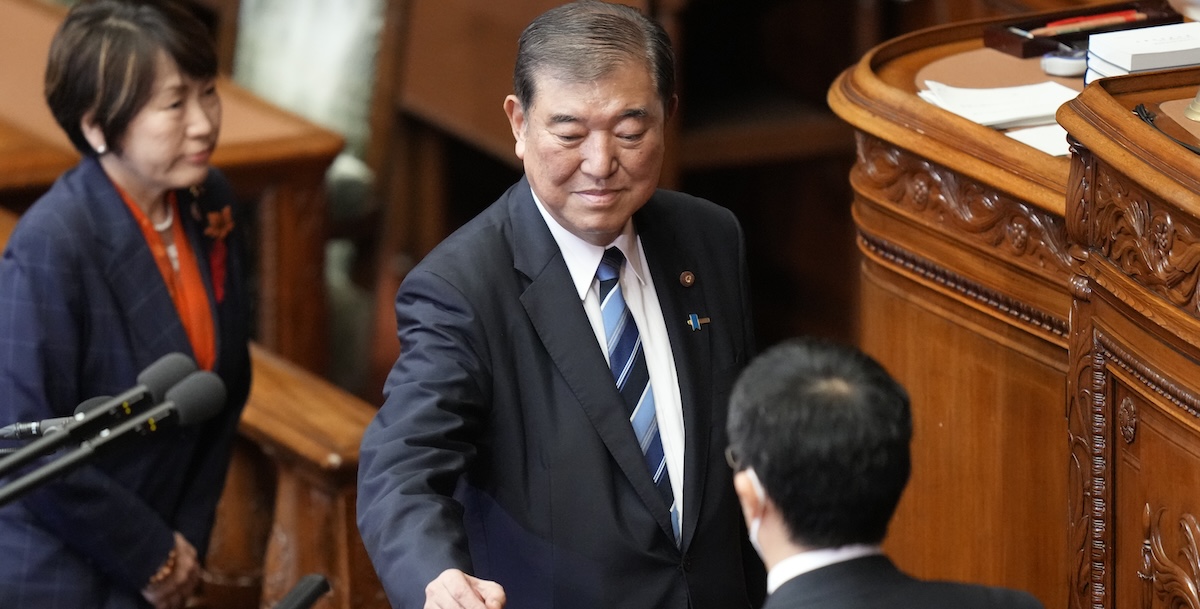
[829,10,1085,609]
[1059,67,1200,609]
[0,0,344,374]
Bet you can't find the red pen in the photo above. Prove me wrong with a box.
[1029,12,1147,37]
[1044,9,1139,28]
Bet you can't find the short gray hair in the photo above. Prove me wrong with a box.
[513,1,675,111]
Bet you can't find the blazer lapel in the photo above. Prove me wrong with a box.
[509,180,676,538]
[635,198,713,550]
[81,159,193,365]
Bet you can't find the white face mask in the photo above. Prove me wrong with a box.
[746,467,767,559]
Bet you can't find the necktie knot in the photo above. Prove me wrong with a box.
[597,247,625,283]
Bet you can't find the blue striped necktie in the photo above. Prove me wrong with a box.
[596,247,679,541]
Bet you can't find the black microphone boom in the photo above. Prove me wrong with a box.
[0,370,226,507]
[0,352,196,478]
[0,395,112,440]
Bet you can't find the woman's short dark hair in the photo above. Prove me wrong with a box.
[45,0,217,155]
[513,0,675,112]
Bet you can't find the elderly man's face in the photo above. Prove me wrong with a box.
[504,62,669,246]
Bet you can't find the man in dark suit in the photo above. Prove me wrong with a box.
[356,1,764,608]
[725,338,1045,609]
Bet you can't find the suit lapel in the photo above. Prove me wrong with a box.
[509,180,677,538]
[81,159,193,365]
[635,198,713,549]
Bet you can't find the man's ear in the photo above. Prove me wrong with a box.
[80,111,107,154]
[664,94,679,123]
[503,95,527,161]
[733,470,764,526]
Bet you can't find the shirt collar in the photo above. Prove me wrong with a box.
[530,187,647,300]
[767,544,883,594]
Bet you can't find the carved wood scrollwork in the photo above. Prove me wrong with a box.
[859,233,1069,338]
[1140,504,1200,609]
[1119,397,1138,445]
[1066,314,1102,609]
[1071,327,1200,609]
[853,133,1073,279]
[1065,144,1093,266]
[1093,167,1200,316]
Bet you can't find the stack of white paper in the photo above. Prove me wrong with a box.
[1086,21,1200,84]
[919,80,1080,129]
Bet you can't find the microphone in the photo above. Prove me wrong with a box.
[0,352,197,478]
[272,574,331,609]
[0,370,226,507]
[0,395,112,440]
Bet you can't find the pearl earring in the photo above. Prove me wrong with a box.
[95,144,106,155]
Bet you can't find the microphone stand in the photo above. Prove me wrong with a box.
[272,574,331,609]
[0,402,175,507]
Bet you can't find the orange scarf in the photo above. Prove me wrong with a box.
[115,185,217,371]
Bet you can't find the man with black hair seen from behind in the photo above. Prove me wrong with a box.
[726,337,1045,609]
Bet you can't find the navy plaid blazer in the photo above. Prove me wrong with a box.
[0,157,251,608]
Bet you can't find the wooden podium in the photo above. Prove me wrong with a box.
[828,11,1079,609]
[832,4,1200,609]
[1059,67,1200,609]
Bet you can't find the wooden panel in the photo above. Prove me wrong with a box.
[859,247,1069,609]
[827,6,1132,607]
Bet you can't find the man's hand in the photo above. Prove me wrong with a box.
[141,532,201,609]
[425,568,506,609]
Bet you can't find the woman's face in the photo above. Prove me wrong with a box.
[99,51,221,205]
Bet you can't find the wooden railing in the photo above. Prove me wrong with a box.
[201,345,386,609]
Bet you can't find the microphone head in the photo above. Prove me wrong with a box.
[136,353,198,404]
[163,371,226,427]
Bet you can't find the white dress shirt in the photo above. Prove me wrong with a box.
[531,190,687,524]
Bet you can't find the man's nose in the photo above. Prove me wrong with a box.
[580,134,618,177]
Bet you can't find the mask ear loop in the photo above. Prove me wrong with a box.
[744,467,768,558]
[746,467,766,504]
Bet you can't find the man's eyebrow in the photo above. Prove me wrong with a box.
[546,108,650,124]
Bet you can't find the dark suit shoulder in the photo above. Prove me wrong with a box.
[766,556,1044,609]
[641,188,740,230]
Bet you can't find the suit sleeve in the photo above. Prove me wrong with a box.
[0,225,175,593]
[357,267,493,608]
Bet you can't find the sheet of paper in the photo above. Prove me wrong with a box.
[1005,124,1070,156]
[921,80,1080,129]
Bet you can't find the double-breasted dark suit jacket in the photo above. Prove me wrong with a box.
[0,157,252,608]
[763,556,1044,609]
[357,177,765,609]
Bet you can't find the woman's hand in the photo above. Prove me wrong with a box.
[141,532,201,609]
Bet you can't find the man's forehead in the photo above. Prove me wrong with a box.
[525,69,663,116]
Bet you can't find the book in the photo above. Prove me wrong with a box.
[1088,21,1200,71]
[1085,52,1130,77]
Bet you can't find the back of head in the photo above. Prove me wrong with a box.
[513,0,675,111]
[727,337,912,549]
[45,0,217,155]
